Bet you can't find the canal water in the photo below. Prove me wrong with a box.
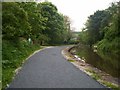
[72,44,120,78]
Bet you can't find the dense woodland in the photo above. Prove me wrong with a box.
[2,2,72,45]
[78,2,120,55]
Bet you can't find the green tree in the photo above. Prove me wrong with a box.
[2,2,31,41]
[97,2,120,54]
[19,2,47,44]
[63,15,72,43]
[38,2,72,44]
[85,10,110,45]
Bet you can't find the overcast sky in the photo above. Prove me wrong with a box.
[39,0,119,32]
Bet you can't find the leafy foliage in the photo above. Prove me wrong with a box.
[78,1,120,54]
[2,2,31,40]
[2,2,72,45]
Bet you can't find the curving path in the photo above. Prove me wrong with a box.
[8,46,106,88]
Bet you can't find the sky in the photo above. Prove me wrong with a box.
[38,0,119,32]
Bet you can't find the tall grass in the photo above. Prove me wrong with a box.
[2,39,42,89]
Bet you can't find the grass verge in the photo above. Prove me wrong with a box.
[85,69,101,80]
[68,60,75,62]
[85,69,120,90]
[2,40,44,89]
[100,80,120,90]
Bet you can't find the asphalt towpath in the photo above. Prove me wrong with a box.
[8,46,106,88]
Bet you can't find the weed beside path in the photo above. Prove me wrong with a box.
[2,40,46,89]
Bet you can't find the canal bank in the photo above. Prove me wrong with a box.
[62,45,120,90]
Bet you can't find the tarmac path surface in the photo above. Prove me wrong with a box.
[9,46,106,88]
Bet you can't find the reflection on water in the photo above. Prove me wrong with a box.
[75,44,120,78]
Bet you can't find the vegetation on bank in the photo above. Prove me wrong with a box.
[69,46,119,90]
[77,1,119,77]
[78,2,120,55]
[2,40,43,89]
[73,44,119,78]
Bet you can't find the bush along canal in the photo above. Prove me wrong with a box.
[69,44,120,89]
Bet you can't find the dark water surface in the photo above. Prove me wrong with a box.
[74,45,120,78]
